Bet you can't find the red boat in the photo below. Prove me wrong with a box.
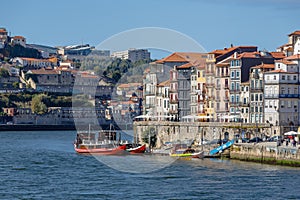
[74,143,126,154]
[125,144,146,154]
[74,128,126,155]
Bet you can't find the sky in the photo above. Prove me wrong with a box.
[2,0,300,58]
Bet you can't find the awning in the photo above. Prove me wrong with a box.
[284,131,298,136]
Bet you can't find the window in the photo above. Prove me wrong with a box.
[255,94,258,101]
[274,75,276,80]
[281,101,284,108]
[259,94,263,101]
[246,108,249,113]
[255,107,258,112]
[288,101,292,108]
[294,75,297,81]
[259,107,263,112]
[251,94,254,101]
[231,95,235,103]
[236,95,240,103]
[231,71,235,78]
[251,107,254,112]
[236,71,240,78]
[246,87,248,91]
[231,83,235,90]
[236,83,240,91]
[282,75,285,80]
[287,76,290,80]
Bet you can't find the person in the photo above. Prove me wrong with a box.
[286,140,289,147]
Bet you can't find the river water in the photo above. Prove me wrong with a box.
[0,130,299,200]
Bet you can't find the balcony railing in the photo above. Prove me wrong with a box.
[170,99,178,104]
[250,87,263,92]
[279,94,299,98]
[264,94,279,98]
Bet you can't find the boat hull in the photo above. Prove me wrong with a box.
[170,151,204,159]
[74,144,126,155]
[126,144,146,154]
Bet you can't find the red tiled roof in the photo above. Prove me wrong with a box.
[13,36,25,39]
[270,52,286,59]
[157,80,170,87]
[285,54,300,60]
[276,59,297,65]
[29,68,58,75]
[288,30,300,36]
[209,46,257,56]
[251,64,275,69]
[177,62,193,69]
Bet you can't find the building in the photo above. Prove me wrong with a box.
[111,49,150,62]
[277,30,300,56]
[249,63,275,124]
[228,51,275,122]
[240,82,250,123]
[13,57,56,69]
[264,58,299,134]
[12,36,26,47]
[0,28,8,48]
[155,80,170,121]
[207,46,258,121]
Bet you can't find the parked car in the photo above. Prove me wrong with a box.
[248,137,263,143]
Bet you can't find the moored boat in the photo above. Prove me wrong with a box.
[169,147,204,159]
[125,143,146,154]
[74,127,127,155]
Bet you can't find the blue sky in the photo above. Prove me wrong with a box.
[2,0,300,56]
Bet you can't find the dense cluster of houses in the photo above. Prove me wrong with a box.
[143,30,300,135]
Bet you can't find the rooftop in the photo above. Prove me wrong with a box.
[251,63,275,69]
[288,30,300,36]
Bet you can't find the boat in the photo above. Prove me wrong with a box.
[74,125,126,155]
[209,139,235,156]
[125,143,146,153]
[170,147,204,159]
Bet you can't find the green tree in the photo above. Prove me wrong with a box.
[31,95,47,114]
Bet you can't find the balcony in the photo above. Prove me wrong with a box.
[205,70,215,76]
[170,99,178,104]
[250,87,263,92]
[144,91,155,96]
[223,84,229,89]
[229,102,239,106]
[229,89,240,93]
[264,94,279,98]
[279,94,299,98]
[239,102,250,107]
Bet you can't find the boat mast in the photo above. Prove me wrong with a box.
[88,124,91,140]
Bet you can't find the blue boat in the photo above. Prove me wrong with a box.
[209,139,235,155]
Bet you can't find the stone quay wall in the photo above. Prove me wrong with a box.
[231,143,300,166]
[133,121,270,148]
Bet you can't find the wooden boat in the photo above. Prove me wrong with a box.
[74,125,126,155]
[170,148,204,159]
[125,143,146,154]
